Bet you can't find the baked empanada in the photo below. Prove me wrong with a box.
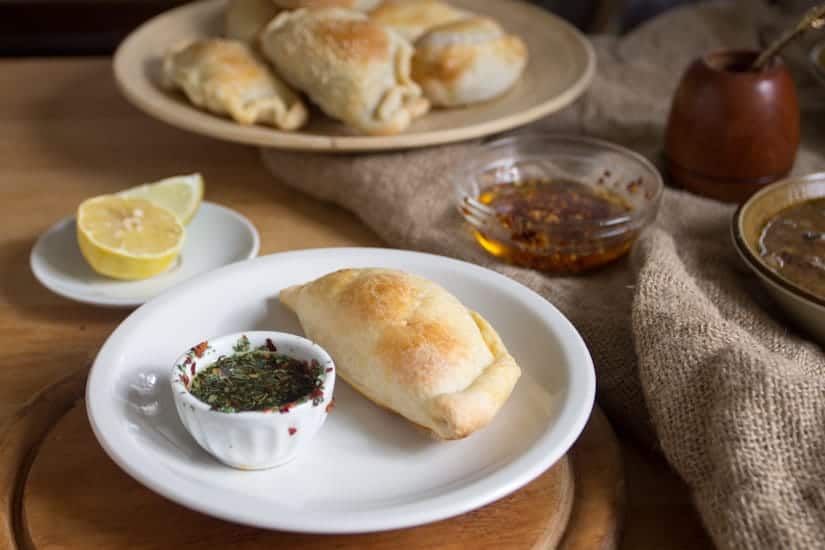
[280,268,521,440]
[370,0,469,42]
[260,8,429,135]
[412,17,527,107]
[162,39,308,130]
[272,0,380,10]
[225,0,282,45]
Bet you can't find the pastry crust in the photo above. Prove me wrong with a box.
[279,268,521,439]
[260,8,429,135]
[225,0,282,45]
[370,0,469,42]
[412,16,527,107]
[162,39,308,130]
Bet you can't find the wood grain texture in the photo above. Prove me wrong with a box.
[0,57,712,549]
[20,405,572,549]
[0,369,87,550]
[8,383,632,550]
[113,0,595,152]
[561,408,623,550]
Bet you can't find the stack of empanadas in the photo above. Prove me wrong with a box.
[162,0,529,135]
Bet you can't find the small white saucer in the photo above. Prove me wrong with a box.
[31,202,260,307]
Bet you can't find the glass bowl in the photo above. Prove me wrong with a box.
[453,134,664,272]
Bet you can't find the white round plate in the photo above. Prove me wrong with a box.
[810,41,825,88]
[31,202,260,307]
[86,248,595,533]
[113,0,596,152]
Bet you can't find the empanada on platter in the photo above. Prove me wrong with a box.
[412,16,528,107]
[280,268,521,440]
[162,39,308,130]
[260,8,430,136]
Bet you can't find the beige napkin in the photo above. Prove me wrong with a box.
[262,1,825,547]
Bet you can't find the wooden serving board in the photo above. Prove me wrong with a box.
[1,368,623,550]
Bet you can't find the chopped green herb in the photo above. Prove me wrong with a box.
[189,343,325,413]
[232,334,251,353]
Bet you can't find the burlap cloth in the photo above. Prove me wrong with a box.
[262,2,825,548]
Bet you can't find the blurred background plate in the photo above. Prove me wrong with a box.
[113,0,596,152]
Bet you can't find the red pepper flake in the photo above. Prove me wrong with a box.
[192,341,208,358]
[288,427,297,436]
[265,338,277,352]
[325,367,333,373]
[179,374,190,387]
[325,398,336,413]
[190,363,196,376]
[310,388,324,400]
[184,356,192,366]
[279,403,293,414]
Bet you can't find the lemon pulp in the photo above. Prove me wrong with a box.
[77,196,185,280]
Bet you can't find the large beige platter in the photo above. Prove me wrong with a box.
[113,0,596,152]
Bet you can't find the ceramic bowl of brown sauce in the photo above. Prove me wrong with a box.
[454,134,663,273]
[733,172,825,344]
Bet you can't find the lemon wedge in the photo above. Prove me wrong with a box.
[118,174,204,225]
[77,196,185,280]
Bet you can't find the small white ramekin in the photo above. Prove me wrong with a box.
[170,331,335,470]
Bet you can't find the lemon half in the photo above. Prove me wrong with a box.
[77,196,185,280]
[118,174,204,225]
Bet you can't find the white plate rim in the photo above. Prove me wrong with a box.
[86,248,595,533]
[30,201,261,307]
[112,0,597,153]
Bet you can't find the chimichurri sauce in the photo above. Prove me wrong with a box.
[190,344,324,413]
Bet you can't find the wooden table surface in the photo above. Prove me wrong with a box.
[0,57,713,549]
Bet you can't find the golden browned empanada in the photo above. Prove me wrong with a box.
[280,268,521,440]
[162,39,308,130]
[225,0,282,45]
[412,17,528,107]
[260,8,429,135]
[370,0,469,42]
